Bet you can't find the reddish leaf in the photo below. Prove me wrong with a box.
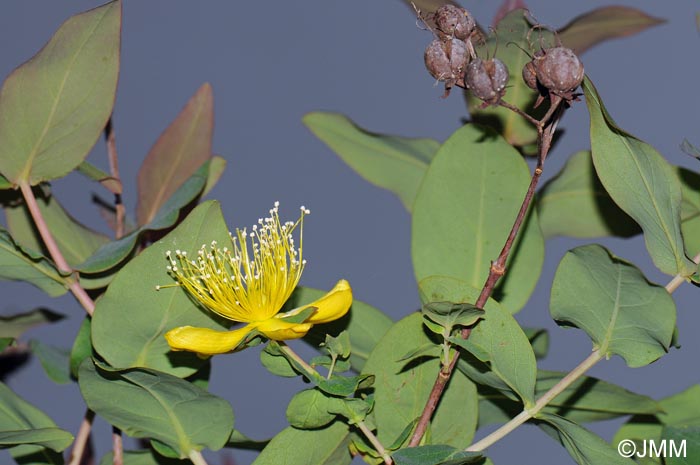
[558,6,665,54]
[493,0,527,27]
[136,83,214,226]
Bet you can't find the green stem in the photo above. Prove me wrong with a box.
[277,342,316,376]
[466,350,604,451]
[188,450,209,465]
[357,420,393,465]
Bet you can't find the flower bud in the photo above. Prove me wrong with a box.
[434,5,476,41]
[424,38,469,84]
[465,57,509,105]
[534,47,584,96]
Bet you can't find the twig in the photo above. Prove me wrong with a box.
[67,409,95,465]
[666,251,700,293]
[19,181,95,316]
[112,427,123,465]
[408,98,564,447]
[278,343,393,464]
[466,350,603,451]
[464,250,700,451]
[188,450,210,465]
[357,420,393,465]
[105,118,126,239]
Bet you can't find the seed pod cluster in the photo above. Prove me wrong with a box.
[421,4,477,97]
[523,46,584,101]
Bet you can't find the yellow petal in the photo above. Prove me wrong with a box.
[257,318,312,341]
[165,324,258,355]
[283,279,352,324]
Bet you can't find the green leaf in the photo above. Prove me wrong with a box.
[69,317,92,378]
[0,429,73,452]
[0,338,12,351]
[524,327,549,360]
[362,313,478,448]
[537,151,639,239]
[0,382,73,462]
[412,124,544,313]
[79,359,233,457]
[226,429,270,451]
[201,155,227,197]
[467,10,551,149]
[303,112,438,211]
[0,308,63,338]
[392,445,482,465]
[252,422,351,465]
[663,426,700,465]
[324,331,351,359]
[76,161,122,194]
[77,160,210,275]
[677,167,700,257]
[137,83,213,226]
[559,7,665,55]
[478,370,660,427]
[613,385,700,447]
[91,201,229,377]
[550,244,676,367]
[29,340,71,384]
[0,173,11,189]
[99,449,188,465]
[286,389,337,429]
[421,301,484,331]
[290,287,393,372]
[0,228,67,296]
[421,276,537,407]
[584,77,695,276]
[0,1,120,184]
[260,343,299,377]
[5,189,109,268]
[538,413,635,465]
[327,398,372,425]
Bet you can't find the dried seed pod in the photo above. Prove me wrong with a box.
[424,38,469,95]
[434,4,476,41]
[534,47,584,97]
[465,57,509,105]
[522,59,538,90]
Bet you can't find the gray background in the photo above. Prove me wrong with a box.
[1,1,698,464]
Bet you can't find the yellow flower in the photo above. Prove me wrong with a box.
[161,202,352,355]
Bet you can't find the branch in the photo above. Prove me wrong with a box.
[67,409,94,465]
[408,98,564,447]
[19,181,95,316]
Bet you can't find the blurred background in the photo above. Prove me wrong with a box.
[0,1,698,464]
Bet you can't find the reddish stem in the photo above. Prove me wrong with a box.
[408,99,563,447]
[19,181,95,315]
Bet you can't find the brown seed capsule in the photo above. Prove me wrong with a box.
[465,57,509,105]
[533,47,584,97]
[433,5,476,41]
[522,59,538,90]
[424,38,469,85]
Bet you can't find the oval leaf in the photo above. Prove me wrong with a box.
[0,227,67,296]
[550,244,676,367]
[362,312,478,448]
[0,1,121,184]
[584,77,695,276]
[420,276,537,407]
[79,360,233,457]
[252,422,351,465]
[91,201,229,377]
[412,124,544,313]
[136,83,213,226]
[537,151,639,239]
[537,413,635,465]
[303,112,438,211]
